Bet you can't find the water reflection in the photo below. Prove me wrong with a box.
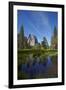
[18,53,58,79]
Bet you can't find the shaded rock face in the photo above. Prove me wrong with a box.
[27,34,35,46]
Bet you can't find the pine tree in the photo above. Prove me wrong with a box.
[18,25,25,49]
[51,26,58,49]
[41,37,49,49]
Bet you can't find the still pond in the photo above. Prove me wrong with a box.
[18,52,58,80]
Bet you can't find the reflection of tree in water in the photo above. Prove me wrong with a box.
[18,53,58,79]
[50,55,58,64]
[26,53,51,67]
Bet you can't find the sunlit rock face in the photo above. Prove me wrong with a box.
[27,34,35,46]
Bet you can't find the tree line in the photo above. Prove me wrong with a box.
[18,25,57,49]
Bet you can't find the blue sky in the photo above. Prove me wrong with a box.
[17,10,58,45]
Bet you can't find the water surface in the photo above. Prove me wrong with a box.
[18,53,58,80]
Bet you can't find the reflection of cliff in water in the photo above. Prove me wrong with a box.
[18,53,58,80]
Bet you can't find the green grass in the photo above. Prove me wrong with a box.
[18,48,57,52]
[18,49,58,58]
[18,49,57,55]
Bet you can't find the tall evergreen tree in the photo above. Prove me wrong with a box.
[18,25,25,49]
[34,35,38,44]
[51,26,58,49]
[41,37,49,49]
[54,26,57,37]
[20,25,24,39]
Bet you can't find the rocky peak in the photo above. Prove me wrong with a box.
[27,34,35,46]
